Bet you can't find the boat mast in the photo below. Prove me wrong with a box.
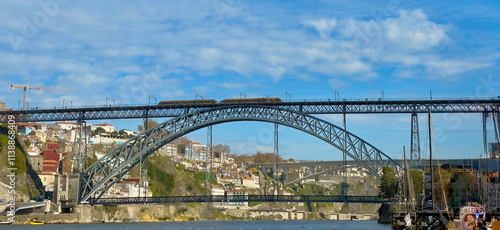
[403,145,409,212]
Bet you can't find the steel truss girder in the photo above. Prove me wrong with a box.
[79,105,401,202]
[90,195,387,205]
[285,165,360,186]
[2,99,499,122]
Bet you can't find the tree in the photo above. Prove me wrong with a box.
[431,168,451,207]
[213,144,230,158]
[118,129,128,137]
[410,168,425,198]
[137,119,160,132]
[94,127,106,135]
[379,166,399,198]
[451,173,479,206]
[232,154,253,163]
[253,152,278,164]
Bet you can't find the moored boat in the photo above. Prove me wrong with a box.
[27,218,44,225]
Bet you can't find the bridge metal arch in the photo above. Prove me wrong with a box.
[79,105,401,202]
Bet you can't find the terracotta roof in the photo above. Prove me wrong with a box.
[55,121,78,125]
[43,165,58,173]
[43,159,58,162]
[96,123,113,126]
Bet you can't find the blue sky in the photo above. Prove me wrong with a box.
[1,0,499,161]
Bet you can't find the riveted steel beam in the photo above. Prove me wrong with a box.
[2,99,499,122]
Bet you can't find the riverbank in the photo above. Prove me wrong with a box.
[0,203,382,225]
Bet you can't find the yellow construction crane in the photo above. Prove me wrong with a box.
[10,85,71,110]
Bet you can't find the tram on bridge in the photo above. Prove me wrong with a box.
[158,97,283,106]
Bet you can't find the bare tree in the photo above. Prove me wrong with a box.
[137,119,160,132]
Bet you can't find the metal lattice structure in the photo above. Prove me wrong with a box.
[91,195,389,205]
[79,105,401,202]
[1,98,499,122]
[410,113,421,168]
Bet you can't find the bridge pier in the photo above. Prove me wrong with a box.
[482,110,500,158]
[410,112,421,168]
[72,120,89,172]
[494,110,500,157]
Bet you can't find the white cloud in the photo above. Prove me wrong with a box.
[0,2,496,109]
[303,18,337,38]
[424,58,492,78]
[57,73,110,88]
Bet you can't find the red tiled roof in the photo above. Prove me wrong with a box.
[55,121,77,125]
[46,142,59,150]
[42,150,60,161]
[42,164,58,173]
[96,123,113,126]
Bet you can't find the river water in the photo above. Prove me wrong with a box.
[3,220,390,229]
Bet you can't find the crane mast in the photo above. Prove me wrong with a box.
[10,85,71,110]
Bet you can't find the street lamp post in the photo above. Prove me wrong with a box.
[149,95,157,105]
[106,97,115,107]
[63,98,73,108]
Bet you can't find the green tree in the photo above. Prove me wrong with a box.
[410,169,425,198]
[380,166,399,198]
[450,173,478,206]
[118,129,128,137]
[93,127,106,135]
[431,168,451,207]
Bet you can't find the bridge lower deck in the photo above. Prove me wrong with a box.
[90,195,388,205]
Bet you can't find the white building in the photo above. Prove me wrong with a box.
[50,121,78,131]
[178,141,208,161]
[120,129,136,136]
[192,143,208,161]
[109,177,151,197]
[159,143,178,156]
[92,123,115,133]
[241,176,260,189]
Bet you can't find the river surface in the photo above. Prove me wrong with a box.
[2,220,390,229]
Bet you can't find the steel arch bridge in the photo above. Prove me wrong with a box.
[79,105,401,202]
